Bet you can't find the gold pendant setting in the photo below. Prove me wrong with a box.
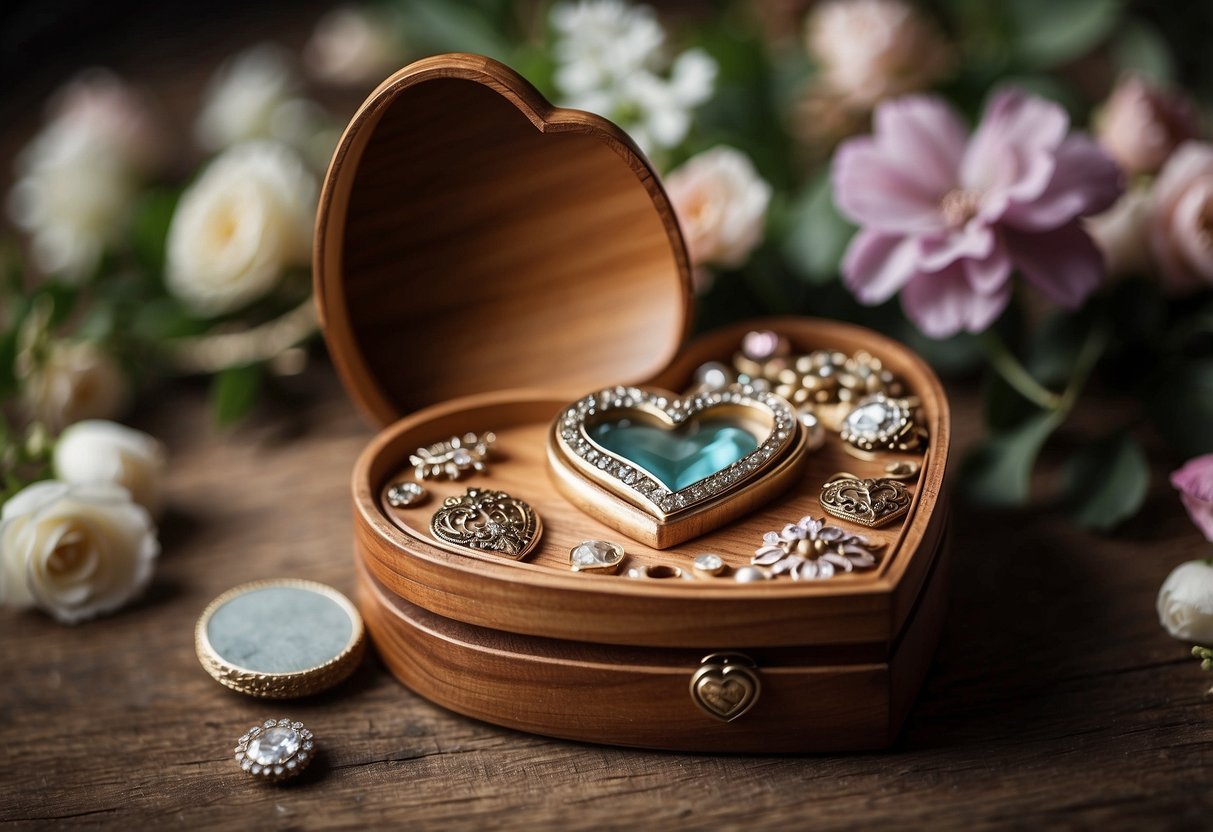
[549,384,810,548]
[429,488,541,560]
[819,475,913,528]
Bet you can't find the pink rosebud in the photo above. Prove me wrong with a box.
[1172,454,1213,543]
[1096,75,1198,178]
[1149,142,1213,294]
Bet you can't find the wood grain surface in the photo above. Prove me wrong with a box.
[2,366,1210,829]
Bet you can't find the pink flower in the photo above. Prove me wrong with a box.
[806,0,951,110]
[1149,142,1213,294]
[1172,454,1213,543]
[832,90,1123,338]
[1096,75,1198,178]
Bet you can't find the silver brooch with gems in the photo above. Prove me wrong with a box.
[752,517,883,581]
[839,394,925,453]
[235,718,315,783]
[410,432,496,481]
[387,481,428,508]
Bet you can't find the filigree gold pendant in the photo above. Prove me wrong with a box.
[547,384,811,548]
[429,488,541,560]
[819,475,913,528]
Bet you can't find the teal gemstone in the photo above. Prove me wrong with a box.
[588,418,759,492]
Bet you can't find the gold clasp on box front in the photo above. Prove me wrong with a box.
[689,652,761,722]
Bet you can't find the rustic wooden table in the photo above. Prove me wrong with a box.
[1,366,1208,830]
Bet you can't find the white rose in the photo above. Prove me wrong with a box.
[665,146,772,272]
[7,126,138,281]
[304,5,403,87]
[195,44,299,151]
[1157,560,1213,643]
[166,140,317,316]
[7,70,162,282]
[22,341,129,432]
[54,421,166,514]
[806,0,951,109]
[0,481,158,624]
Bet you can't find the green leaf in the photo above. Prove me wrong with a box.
[1061,433,1149,531]
[981,370,1042,432]
[1110,19,1175,82]
[395,0,515,61]
[131,189,179,275]
[960,411,1063,506]
[782,172,854,285]
[210,364,263,426]
[1006,0,1123,68]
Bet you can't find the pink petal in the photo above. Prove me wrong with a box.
[963,89,1068,183]
[832,137,947,233]
[1172,181,1213,278]
[1002,221,1104,308]
[842,230,921,304]
[918,222,994,272]
[1179,494,1213,543]
[1172,455,1213,503]
[1002,135,1124,231]
[963,90,1069,208]
[964,244,1012,295]
[1154,143,1213,209]
[900,263,1012,338]
[872,95,968,196]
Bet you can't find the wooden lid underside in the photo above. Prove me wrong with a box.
[315,54,692,426]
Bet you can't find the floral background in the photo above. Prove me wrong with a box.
[4,0,1213,653]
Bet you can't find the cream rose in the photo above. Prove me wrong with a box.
[54,421,166,514]
[806,0,951,109]
[22,340,129,432]
[304,5,402,87]
[666,146,772,274]
[0,481,158,624]
[7,70,162,282]
[166,140,317,316]
[1158,560,1213,643]
[195,44,299,151]
[1149,141,1213,294]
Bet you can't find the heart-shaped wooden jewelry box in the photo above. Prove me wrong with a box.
[315,54,951,752]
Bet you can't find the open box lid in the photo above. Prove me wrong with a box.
[314,53,694,427]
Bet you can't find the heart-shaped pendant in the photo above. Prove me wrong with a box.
[429,488,541,560]
[819,476,913,528]
[689,653,761,722]
[548,385,809,548]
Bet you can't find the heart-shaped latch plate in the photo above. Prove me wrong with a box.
[689,653,761,723]
[548,384,809,548]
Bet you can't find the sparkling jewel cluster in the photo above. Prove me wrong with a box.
[409,432,495,481]
[752,517,883,581]
[235,718,314,782]
[557,385,796,515]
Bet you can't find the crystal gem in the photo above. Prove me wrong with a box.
[569,540,625,572]
[733,566,771,583]
[387,482,427,508]
[844,400,901,436]
[692,361,734,392]
[247,726,301,767]
[741,330,788,362]
[692,553,725,577]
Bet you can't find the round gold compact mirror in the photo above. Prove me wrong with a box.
[195,579,365,699]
